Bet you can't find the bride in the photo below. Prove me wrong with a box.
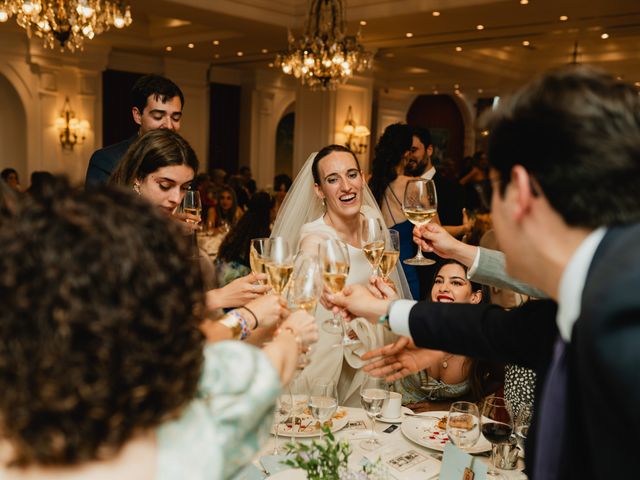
[272,145,412,406]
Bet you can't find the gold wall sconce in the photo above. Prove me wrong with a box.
[55,97,90,150]
[342,105,370,154]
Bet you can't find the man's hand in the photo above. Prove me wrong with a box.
[362,337,433,382]
[367,276,400,300]
[413,223,477,267]
[326,283,390,323]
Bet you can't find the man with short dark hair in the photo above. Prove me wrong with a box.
[330,66,640,479]
[85,74,184,187]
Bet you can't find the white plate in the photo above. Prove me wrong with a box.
[272,408,349,438]
[378,406,413,424]
[400,410,492,454]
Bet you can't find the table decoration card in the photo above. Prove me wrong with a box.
[362,443,440,480]
[439,443,487,480]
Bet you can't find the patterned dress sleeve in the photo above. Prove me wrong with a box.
[155,341,281,480]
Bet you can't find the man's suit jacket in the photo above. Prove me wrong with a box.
[85,135,137,187]
[406,223,640,479]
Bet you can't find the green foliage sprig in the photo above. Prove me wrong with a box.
[283,425,351,480]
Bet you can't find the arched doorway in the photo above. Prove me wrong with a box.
[0,74,27,187]
[275,107,295,179]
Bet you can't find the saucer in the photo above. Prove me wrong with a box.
[378,406,413,424]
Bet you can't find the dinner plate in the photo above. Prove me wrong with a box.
[400,410,492,454]
[378,406,413,424]
[272,407,349,438]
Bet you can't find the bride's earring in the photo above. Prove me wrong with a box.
[133,182,141,195]
[321,197,326,209]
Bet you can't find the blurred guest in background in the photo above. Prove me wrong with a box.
[1,168,22,192]
[216,185,242,229]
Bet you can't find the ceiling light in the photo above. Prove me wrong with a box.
[522,40,530,46]
[237,51,244,56]
[359,20,367,26]
[213,40,220,45]
[432,11,440,16]
[385,52,395,58]
[454,89,461,95]
[478,88,484,94]
[261,48,268,53]
[559,15,568,21]
[520,0,528,4]
[476,24,484,30]
[635,81,640,87]
[165,46,172,52]
[406,32,413,38]
[409,86,415,91]
[601,33,609,39]
[268,62,274,67]
[433,90,439,95]
[188,43,194,48]
[214,53,220,59]
[454,83,460,89]
[455,46,463,52]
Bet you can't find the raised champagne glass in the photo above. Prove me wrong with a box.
[482,396,514,479]
[379,229,400,281]
[361,217,386,275]
[265,237,294,296]
[249,238,269,285]
[359,375,388,451]
[319,239,354,345]
[402,178,438,266]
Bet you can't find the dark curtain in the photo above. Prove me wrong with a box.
[209,83,241,174]
[102,70,144,147]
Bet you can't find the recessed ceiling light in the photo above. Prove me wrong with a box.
[261,48,268,53]
[268,62,274,68]
[476,24,485,30]
[433,90,439,95]
[214,53,220,59]
[360,20,367,26]
[478,88,484,94]
[601,33,609,39]
[520,0,528,4]
[237,51,244,56]
[188,43,194,49]
[165,46,172,52]
[454,83,460,89]
[213,40,220,45]
[522,40,530,46]
[432,11,440,16]
[635,81,640,87]
[406,32,414,38]
[455,46,463,52]
[385,52,395,58]
[559,15,568,21]
[409,86,415,91]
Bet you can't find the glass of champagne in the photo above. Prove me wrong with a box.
[272,390,292,454]
[180,189,202,225]
[319,239,354,345]
[481,397,514,479]
[379,229,400,281]
[402,178,438,266]
[359,375,388,451]
[361,217,385,275]
[288,374,309,444]
[265,237,294,296]
[446,401,481,451]
[250,238,269,285]
[308,377,338,438]
[289,252,323,367]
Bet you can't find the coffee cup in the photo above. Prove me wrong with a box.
[381,391,402,419]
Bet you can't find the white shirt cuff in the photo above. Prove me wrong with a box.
[467,247,481,278]
[389,299,417,337]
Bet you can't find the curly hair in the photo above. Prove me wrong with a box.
[217,191,273,266]
[368,123,413,205]
[0,177,205,467]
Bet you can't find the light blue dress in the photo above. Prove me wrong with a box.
[156,341,280,480]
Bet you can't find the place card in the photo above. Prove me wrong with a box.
[363,444,440,480]
[439,443,487,480]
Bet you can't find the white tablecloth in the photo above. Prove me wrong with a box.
[254,407,527,479]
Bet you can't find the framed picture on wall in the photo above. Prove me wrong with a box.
[429,128,449,167]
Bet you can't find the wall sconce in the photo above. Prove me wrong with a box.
[55,97,90,150]
[342,105,370,154]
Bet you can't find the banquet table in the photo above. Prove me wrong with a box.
[252,407,527,479]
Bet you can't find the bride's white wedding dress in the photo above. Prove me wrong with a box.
[271,153,412,406]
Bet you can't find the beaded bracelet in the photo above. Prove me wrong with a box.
[228,310,251,340]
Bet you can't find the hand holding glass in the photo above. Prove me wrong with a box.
[319,239,351,341]
[403,179,437,266]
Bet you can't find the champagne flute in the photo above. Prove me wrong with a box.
[289,252,323,367]
[359,375,388,451]
[308,377,338,438]
[265,237,293,296]
[402,179,438,266]
[181,189,202,225]
[482,397,514,479]
[319,239,355,345]
[379,229,400,281]
[249,238,269,285]
[446,401,481,450]
[288,374,309,445]
[272,390,293,454]
[361,217,385,275]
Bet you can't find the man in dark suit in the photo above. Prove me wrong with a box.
[330,66,640,479]
[85,75,184,187]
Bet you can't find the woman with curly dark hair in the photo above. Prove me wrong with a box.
[0,178,317,479]
[368,123,421,298]
[215,191,273,287]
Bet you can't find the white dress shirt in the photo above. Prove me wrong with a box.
[420,166,436,181]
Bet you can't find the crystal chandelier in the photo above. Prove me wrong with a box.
[0,0,132,52]
[275,0,373,90]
